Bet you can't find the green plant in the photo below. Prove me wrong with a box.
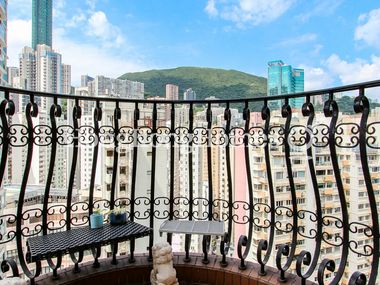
[108,207,127,216]
[92,208,103,215]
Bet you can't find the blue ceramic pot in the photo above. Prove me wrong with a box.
[110,213,127,225]
[90,213,104,229]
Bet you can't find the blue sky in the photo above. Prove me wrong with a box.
[7,0,380,89]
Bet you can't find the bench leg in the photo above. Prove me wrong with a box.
[129,238,135,263]
[92,246,101,268]
[183,234,192,263]
[220,233,229,267]
[70,251,83,273]
[111,242,118,265]
[202,235,211,264]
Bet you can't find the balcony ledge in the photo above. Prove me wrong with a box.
[34,253,315,285]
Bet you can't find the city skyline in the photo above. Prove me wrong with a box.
[6,0,380,91]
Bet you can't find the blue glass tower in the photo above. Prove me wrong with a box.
[32,0,52,49]
[267,60,304,109]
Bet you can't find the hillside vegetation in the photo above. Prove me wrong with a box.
[119,66,267,100]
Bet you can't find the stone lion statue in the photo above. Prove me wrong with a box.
[150,242,179,285]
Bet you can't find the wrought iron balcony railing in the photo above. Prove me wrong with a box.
[0,80,379,285]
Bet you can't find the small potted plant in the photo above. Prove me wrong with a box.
[109,207,127,226]
[90,208,104,229]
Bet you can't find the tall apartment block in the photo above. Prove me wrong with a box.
[267,60,304,109]
[165,84,179,100]
[87,75,144,99]
[32,0,52,49]
[0,0,7,85]
[184,88,196,100]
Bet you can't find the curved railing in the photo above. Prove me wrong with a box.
[0,80,379,285]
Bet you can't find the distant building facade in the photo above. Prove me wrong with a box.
[165,84,179,100]
[81,75,94,87]
[184,88,196,100]
[87,75,144,99]
[32,0,52,49]
[267,60,304,108]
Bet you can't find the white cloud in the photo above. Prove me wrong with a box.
[65,13,87,28]
[278,33,317,47]
[300,65,334,91]
[7,0,32,20]
[7,19,31,67]
[86,11,125,48]
[7,19,148,85]
[296,0,343,22]
[355,8,380,49]
[205,0,218,17]
[324,54,380,84]
[53,29,150,86]
[205,0,294,27]
[86,0,97,11]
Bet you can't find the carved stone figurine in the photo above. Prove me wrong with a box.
[150,242,179,285]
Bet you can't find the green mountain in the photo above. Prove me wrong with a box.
[119,67,267,101]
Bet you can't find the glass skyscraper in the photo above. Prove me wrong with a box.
[32,0,52,49]
[267,60,304,109]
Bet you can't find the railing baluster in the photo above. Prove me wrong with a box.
[276,98,298,282]
[88,100,102,268]
[223,103,233,264]
[167,103,175,245]
[42,97,62,278]
[353,88,379,285]
[148,102,158,261]
[185,103,194,262]
[237,101,253,270]
[318,92,349,285]
[129,102,139,263]
[0,90,14,186]
[67,99,84,273]
[257,100,275,276]
[296,96,323,285]
[17,94,41,285]
[206,103,213,220]
[110,101,121,265]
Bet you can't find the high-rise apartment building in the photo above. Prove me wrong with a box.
[87,75,144,99]
[0,0,7,85]
[19,45,70,93]
[32,0,52,49]
[165,84,179,100]
[183,88,196,100]
[81,75,94,87]
[267,60,304,108]
[62,64,71,94]
[19,46,36,91]
[35,44,62,94]
[7,67,19,86]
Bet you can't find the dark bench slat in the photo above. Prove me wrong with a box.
[27,222,152,262]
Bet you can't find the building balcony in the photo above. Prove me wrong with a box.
[0,81,379,285]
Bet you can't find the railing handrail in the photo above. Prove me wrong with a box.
[1,79,380,104]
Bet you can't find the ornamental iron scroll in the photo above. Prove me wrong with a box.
[0,80,378,285]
